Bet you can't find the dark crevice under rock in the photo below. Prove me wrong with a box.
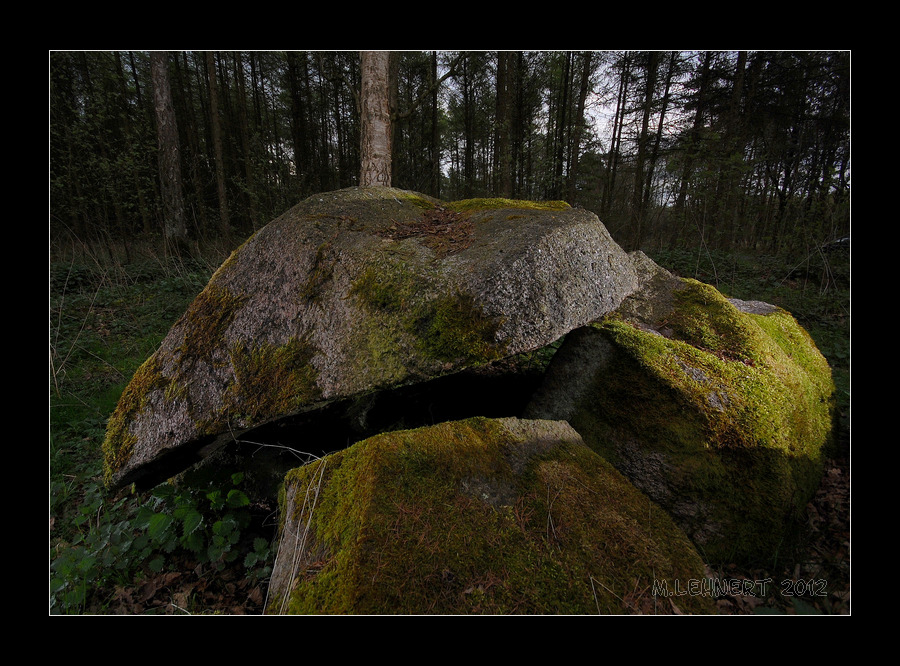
[171,357,554,500]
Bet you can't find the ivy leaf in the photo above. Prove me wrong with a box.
[183,531,205,553]
[207,490,225,510]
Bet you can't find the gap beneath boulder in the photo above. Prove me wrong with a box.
[177,351,559,501]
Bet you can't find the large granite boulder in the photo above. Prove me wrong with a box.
[266,417,715,615]
[103,188,638,488]
[525,252,835,565]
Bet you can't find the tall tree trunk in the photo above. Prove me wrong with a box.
[176,52,210,237]
[550,52,572,199]
[496,51,513,198]
[430,52,441,198]
[462,56,474,197]
[631,51,659,249]
[603,52,631,218]
[644,52,676,209]
[206,51,231,236]
[287,52,311,194]
[150,51,189,256]
[721,50,747,248]
[234,52,259,230]
[114,51,150,242]
[673,51,713,246]
[359,51,393,187]
[566,51,592,204]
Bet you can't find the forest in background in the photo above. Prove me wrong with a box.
[49,50,850,259]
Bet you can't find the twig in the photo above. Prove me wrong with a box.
[236,438,325,464]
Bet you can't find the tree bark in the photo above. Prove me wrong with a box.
[206,51,231,236]
[496,51,513,198]
[603,52,631,218]
[150,51,188,255]
[359,51,392,187]
[631,51,659,249]
[566,51,592,204]
[430,52,441,197]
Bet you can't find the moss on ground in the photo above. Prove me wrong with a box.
[270,417,714,615]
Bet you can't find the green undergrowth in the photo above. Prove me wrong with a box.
[50,472,271,614]
[50,254,275,614]
[52,258,210,486]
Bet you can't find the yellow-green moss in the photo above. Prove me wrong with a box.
[446,198,571,213]
[576,280,835,564]
[176,282,247,365]
[273,418,713,615]
[301,241,337,304]
[351,256,506,367]
[225,336,322,425]
[102,355,168,485]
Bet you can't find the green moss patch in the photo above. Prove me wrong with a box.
[101,356,168,485]
[268,417,714,615]
[300,242,337,304]
[225,336,322,426]
[446,198,571,212]
[175,282,247,365]
[567,279,835,564]
[351,255,506,367]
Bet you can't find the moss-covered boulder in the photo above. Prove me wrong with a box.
[525,253,835,565]
[266,417,714,615]
[103,187,638,488]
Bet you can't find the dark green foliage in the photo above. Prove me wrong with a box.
[50,257,274,614]
[50,473,270,614]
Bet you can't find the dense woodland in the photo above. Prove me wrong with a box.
[49,50,850,258]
